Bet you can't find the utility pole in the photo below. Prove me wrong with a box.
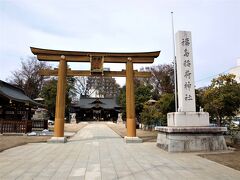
[171,12,178,112]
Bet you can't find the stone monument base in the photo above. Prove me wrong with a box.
[48,137,67,143]
[167,112,210,126]
[124,136,143,143]
[70,119,76,124]
[156,127,227,152]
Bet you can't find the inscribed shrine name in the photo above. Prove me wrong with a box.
[176,31,196,112]
[91,56,103,74]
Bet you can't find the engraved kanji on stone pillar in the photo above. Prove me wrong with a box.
[176,31,196,112]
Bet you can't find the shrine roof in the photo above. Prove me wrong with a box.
[72,97,121,109]
[0,80,40,106]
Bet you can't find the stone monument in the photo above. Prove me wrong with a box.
[70,113,76,124]
[117,113,123,124]
[156,31,227,152]
[32,108,49,120]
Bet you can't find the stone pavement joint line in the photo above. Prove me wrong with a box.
[0,123,239,180]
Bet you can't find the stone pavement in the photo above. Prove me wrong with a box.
[0,123,240,180]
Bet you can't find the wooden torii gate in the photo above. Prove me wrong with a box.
[31,47,160,143]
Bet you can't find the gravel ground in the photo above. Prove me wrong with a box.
[198,144,240,171]
[0,123,87,152]
[106,122,158,142]
[0,136,50,153]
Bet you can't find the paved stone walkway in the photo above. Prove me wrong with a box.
[0,123,240,180]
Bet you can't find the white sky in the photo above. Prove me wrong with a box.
[0,0,239,87]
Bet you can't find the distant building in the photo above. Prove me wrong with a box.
[71,97,121,122]
[229,58,240,118]
[86,76,120,98]
[229,58,240,83]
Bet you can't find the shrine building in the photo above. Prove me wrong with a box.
[71,97,121,122]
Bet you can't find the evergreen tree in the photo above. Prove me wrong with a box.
[203,74,240,126]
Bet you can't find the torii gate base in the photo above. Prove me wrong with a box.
[124,136,143,143]
[48,137,67,143]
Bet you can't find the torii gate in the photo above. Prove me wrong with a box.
[31,47,160,143]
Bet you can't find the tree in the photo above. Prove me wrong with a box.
[135,79,153,121]
[118,79,153,122]
[40,78,58,119]
[203,74,240,126]
[140,102,161,128]
[8,57,50,99]
[140,64,174,98]
[155,93,175,126]
[40,77,76,121]
[118,64,175,125]
[118,85,126,120]
[195,87,207,112]
[74,76,89,98]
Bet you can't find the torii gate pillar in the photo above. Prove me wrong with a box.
[126,58,136,137]
[49,55,67,143]
[124,58,142,143]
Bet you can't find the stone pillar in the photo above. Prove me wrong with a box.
[126,58,136,137]
[167,31,209,127]
[49,55,67,143]
[156,31,227,152]
[176,31,196,112]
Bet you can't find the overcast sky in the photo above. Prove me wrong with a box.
[0,0,239,87]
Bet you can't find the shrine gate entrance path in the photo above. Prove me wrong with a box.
[0,123,240,180]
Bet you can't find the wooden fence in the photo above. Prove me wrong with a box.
[0,119,48,134]
[0,119,32,134]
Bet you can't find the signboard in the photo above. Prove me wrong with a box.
[90,56,104,75]
[176,31,196,112]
